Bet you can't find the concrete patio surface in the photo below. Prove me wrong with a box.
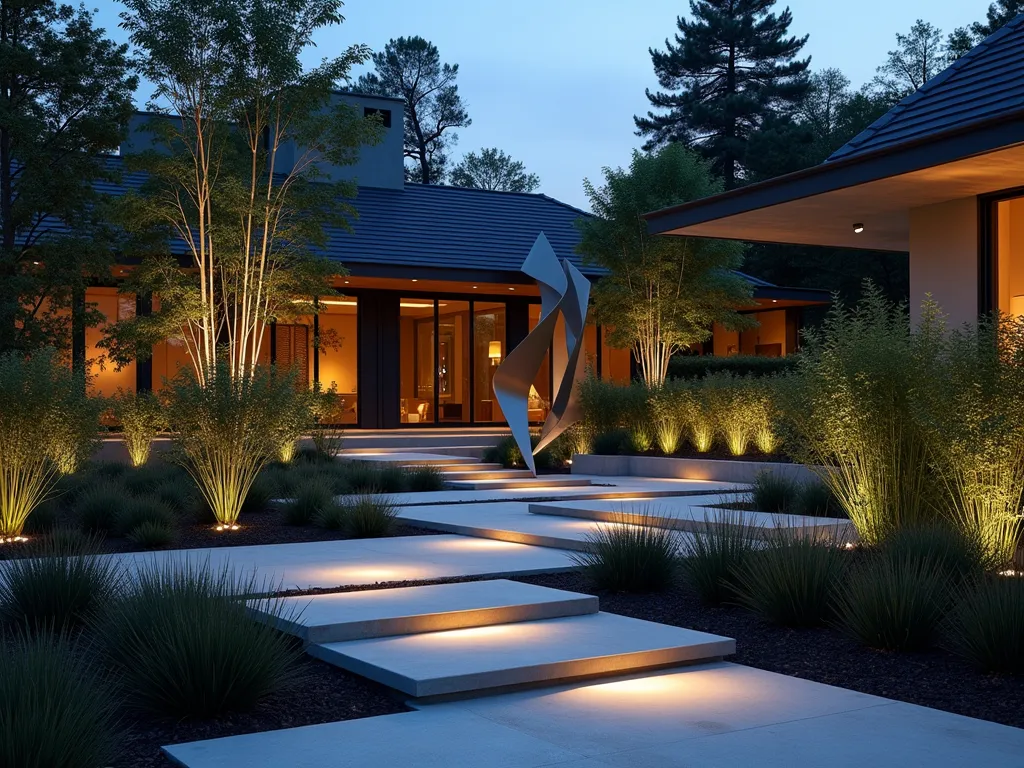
[101,535,577,592]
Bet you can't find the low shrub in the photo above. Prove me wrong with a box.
[750,472,798,514]
[121,463,179,496]
[75,480,131,534]
[946,576,1024,673]
[837,554,951,651]
[127,520,177,550]
[284,474,335,526]
[152,479,197,513]
[91,461,130,481]
[592,429,631,456]
[0,534,122,632]
[98,561,301,718]
[407,465,445,492]
[733,533,847,627]
[113,497,175,538]
[0,632,117,768]
[884,524,985,585]
[679,509,758,604]
[344,495,399,538]
[572,512,679,592]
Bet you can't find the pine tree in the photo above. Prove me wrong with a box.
[949,0,1024,60]
[356,37,470,185]
[635,0,810,189]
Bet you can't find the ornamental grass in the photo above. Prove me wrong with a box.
[111,389,166,467]
[0,631,117,768]
[98,559,301,719]
[679,508,758,605]
[946,575,1024,674]
[572,510,679,593]
[166,362,307,527]
[0,349,101,538]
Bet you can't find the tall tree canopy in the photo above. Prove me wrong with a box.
[449,147,539,193]
[870,20,951,101]
[635,0,810,189]
[356,36,470,185]
[578,145,753,386]
[949,0,1024,59]
[0,0,136,361]
[106,0,380,383]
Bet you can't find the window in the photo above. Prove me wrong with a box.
[400,298,435,423]
[994,193,1024,317]
[474,303,505,422]
[363,107,392,128]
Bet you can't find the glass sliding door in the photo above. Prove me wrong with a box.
[527,304,551,424]
[438,300,470,422]
[400,298,435,423]
[995,194,1024,317]
[474,302,505,423]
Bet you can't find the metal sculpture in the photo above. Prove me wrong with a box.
[492,233,591,476]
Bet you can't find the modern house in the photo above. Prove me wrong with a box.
[83,92,826,429]
[645,14,1024,332]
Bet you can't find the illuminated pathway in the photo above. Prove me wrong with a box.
[165,662,1024,767]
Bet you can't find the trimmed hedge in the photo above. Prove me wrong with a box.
[668,354,798,380]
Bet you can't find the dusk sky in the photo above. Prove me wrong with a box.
[93,0,992,209]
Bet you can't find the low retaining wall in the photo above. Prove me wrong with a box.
[570,454,824,485]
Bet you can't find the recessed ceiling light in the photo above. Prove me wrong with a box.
[772,299,778,303]
[508,287,515,291]
[344,280,349,284]
[472,285,478,289]
[853,223,865,234]
[411,278,418,282]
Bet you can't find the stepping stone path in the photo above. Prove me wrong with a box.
[530,496,858,542]
[251,579,734,698]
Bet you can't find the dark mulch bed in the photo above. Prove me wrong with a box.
[515,570,1024,729]
[2,516,438,560]
[114,653,409,767]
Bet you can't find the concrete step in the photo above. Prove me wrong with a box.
[340,445,494,459]
[446,476,592,491]
[252,580,597,644]
[440,469,535,481]
[339,452,483,467]
[308,612,735,698]
[340,431,507,451]
[528,497,857,541]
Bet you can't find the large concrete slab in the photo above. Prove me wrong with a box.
[255,580,598,643]
[344,476,742,507]
[441,468,535,481]
[571,454,825,484]
[529,496,856,540]
[397,501,691,551]
[99,535,577,593]
[308,612,734,698]
[447,476,593,491]
[162,662,1024,768]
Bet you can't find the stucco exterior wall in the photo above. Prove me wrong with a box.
[909,197,979,326]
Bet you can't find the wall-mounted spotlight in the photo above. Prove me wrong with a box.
[853,223,865,234]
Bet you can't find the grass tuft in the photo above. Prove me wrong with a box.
[750,471,798,514]
[733,531,847,627]
[97,560,302,719]
[946,576,1024,673]
[0,533,123,632]
[0,631,117,768]
[680,508,758,605]
[344,495,399,538]
[572,511,679,592]
[284,474,335,526]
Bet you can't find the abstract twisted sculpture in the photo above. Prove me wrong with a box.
[492,233,591,475]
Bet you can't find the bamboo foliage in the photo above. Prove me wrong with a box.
[104,0,383,384]
[112,389,166,467]
[0,350,100,538]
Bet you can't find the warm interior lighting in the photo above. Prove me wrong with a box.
[314,299,440,309]
[1011,296,1024,318]
[853,223,865,234]
[488,341,502,364]
[508,287,515,291]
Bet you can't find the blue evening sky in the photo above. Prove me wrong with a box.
[93,0,990,209]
